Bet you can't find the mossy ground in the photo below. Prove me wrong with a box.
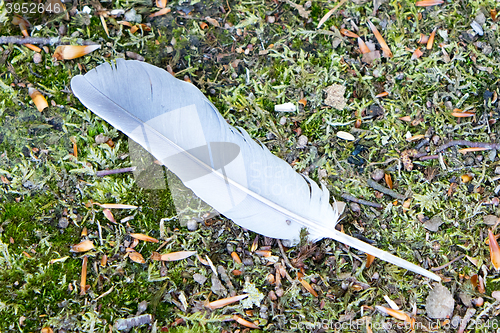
[1,0,500,331]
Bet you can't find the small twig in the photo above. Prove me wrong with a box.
[419,154,439,161]
[436,140,500,152]
[96,166,136,177]
[414,137,430,150]
[341,193,383,209]
[366,179,405,200]
[430,254,464,271]
[0,36,99,46]
[277,239,296,271]
[92,208,104,246]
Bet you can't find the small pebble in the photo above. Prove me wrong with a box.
[275,288,284,297]
[424,215,444,232]
[432,135,440,145]
[226,244,234,254]
[58,24,67,36]
[186,219,198,231]
[464,156,474,166]
[297,135,308,148]
[58,217,69,229]
[260,305,269,319]
[349,202,361,213]
[318,168,328,181]
[33,53,42,64]
[124,8,142,23]
[137,300,148,315]
[242,257,254,266]
[266,16,275,23]
[279,116,287,125]
[484,215,499,225]
[193,273,207,285]
[426,284,455,319]
[23,180,35,189]
[471,20,484,36]
[110,8,125,16]
[371,169,385,181]
[475,12,486,25]
[268,290,277,301]
[492,290,500,302]
[472,297,484,307]
[95,133,110,144]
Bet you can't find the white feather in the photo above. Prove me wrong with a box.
[71,59,440,281]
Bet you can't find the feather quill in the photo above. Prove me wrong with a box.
[71,59,440,281]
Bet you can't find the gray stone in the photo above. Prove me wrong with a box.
[426,284,455,319]
[424,215,444,232]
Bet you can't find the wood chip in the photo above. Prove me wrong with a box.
[411,47,423,60]
[149,7,171,18]
[489,229,500,270]
[366,254,375,268]
[70,240,95,253]
[367,20,392,58]
[205,16,220,27]
[151,250,197,261]
[232,315,259,329]
[28,87,48,112]
[53,45,100,60]
[207,294,249,309]
[427,27,437,50]
[103,208,116,223]
[128,250,146,264]
[130,233,159,243]
[298,277,318,297]
[80,256,88,295]
[416,0,444,6]
[376,305,411,322]
[340,28,359,38]
[231,251,242,264]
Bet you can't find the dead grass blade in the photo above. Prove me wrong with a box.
[317,0,347,29]
[94,203,138,209]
